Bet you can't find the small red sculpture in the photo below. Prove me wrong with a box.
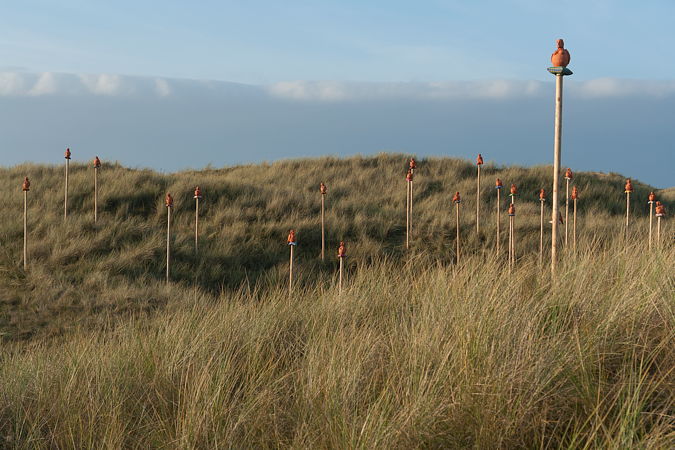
[655,202,665,217]
[551,39,571,67]
[64,148,71,159]
[476,154,484,165]
[93,156,101,168]
[287,229,296,245]
[510,184,517,196]
[22,177,30,192]
[624,179,633,193]
[320,182,327,195]
[453,192,461,203]
[409,158,416,170]
[508,204,516,216]
[194,186,202,199]
[165,193,173,208]
[337,241,346,258]
[406,169,413,182]
[571,185,579,200]
[564,168,573,179]
[539,188,546,201]
[648,192,656,203]
[495,178,503,189]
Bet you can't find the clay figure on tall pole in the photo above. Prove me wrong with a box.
[476,154,483,234]
[509,184,517,204]
[165,193,173,284]
[194,186,202,253]
[648,192,656,250]
[625,179,633,239]
[409,157,416,175]
[320,182,327,261]
[93,156,101,222]
[539,189,546,265]
[288,229,297,293]
[564,168,573,246]
[655,202,665,247]
[337,241,346,295]
[22,177,30,271]
[495,178,503,253]
[571,185,579,252]
[453,192,461,264]
[508,203,516,269]
[548,38,573,275]
[64,148,71,220]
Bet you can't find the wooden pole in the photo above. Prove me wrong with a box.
[406,180,410,249]
[551,74,563,276]
[321,195,325,260]
[195,197,199,251]
[453,192,461,264]
[656,216,661,247]
[289,244,294,293]
[64,158,69,219]
[410,179,413,238]
[565,178,570,246]
[573,197,577,253]
[94,167,98,222]
[539,197,545,265]
[496,180,502,254]
[166,206,171,283]
[648,202,654,251]
[626,192,630,238]
[23,190,28,271]
[511,215,516,268]
[339,256,343,295]
[476,154,483,234]
[338,241,346,295]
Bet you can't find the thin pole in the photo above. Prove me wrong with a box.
[511,215,516,268]
[195,197,199,252]
[565,178,569,247]
[496,188,501,253]
[166,206,171,283]
[23,191,28,271]
[64,159,69,219]
[94,167,98,222]
[321,194,325,261]
[625,192,630,239]
[456,202,460,264]
[339,257,343,295]
[657,216,661,247]
[289,244,294,294]
[648,202,654,250]
[509,215,514,269]
[476,165,481,234]
[539,200,544,265]
[573,198,577,253]
[551,74,563,276]
[406,181,410,249]
[410,179,413,238]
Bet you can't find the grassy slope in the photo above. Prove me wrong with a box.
[0,155,672,447]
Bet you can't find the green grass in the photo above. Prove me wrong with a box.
[0,154,672,447]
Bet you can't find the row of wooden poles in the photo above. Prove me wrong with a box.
[17,151,668,291]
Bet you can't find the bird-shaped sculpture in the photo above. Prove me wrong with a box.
[406,169,413,182]
[93,156,101,168]
[551,39,571,67]
[571,185,579,200]
[495,178,503,189]
[165,193,173,208]
[453,192,461,203]
[64,148,71,160]
[508,204,516,216]
[625,179,633,193]
[22,177,30,192]
[510,184,517,196]
[194,186,202,199]
[476,154,484,165]
[320,182,327,195]
[539,189,546,201]
[337,241,346,258]
[409,158,416,171]
[564,168,573,179]
[648,192,656,203]
[287,229,296,245]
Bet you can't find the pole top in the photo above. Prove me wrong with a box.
[409,157,416,170]
[571,185,579,200]
[194,186,202,199]
[93,156,101,168]
[22,177,30,191]
[510,184,517,196]
[453,191,461,203]
[476,154,484,165]
[539,188,546,201]
[64,148,71,160]
[165,193,173,208]
[495,178,503,189]
[337,241,346,258]
[406,169,413,182]
[320,182,327,195]
[287,229,297,245]
[508,203,516,216]
[624,179,633,193]
[648,191,656,203]
[655,202,665,217]
[564,168,573,180]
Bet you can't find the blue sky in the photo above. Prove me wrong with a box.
[0,1,673,186]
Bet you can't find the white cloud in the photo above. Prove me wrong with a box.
[79,73,128,95]
[154,78,171,97]
[29,72,58,96]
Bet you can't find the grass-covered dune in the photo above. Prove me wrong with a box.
[0,154,672,447]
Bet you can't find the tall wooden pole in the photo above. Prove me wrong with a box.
[625,179,633,240]
[320,182,326,261]
[565,177,570,246]
[508,204,516,269]
[165,193,173,284]
[648,192,656,250]
[539,189,546,265]
[571,185,578,253]
[64,148,71,220]
[194,186,202,253]
[288,230,296,294]
[337,241,346,295]
[22,177,30,271]
[496,179,502,254]
[476,154,483,234]
[655,203,665,248]
[93,156,100,223]
[406,169,413,249]
[453,192,461,264]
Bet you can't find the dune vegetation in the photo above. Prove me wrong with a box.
[0,154,672,447]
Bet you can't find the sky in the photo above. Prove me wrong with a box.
[0,1,673,187]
